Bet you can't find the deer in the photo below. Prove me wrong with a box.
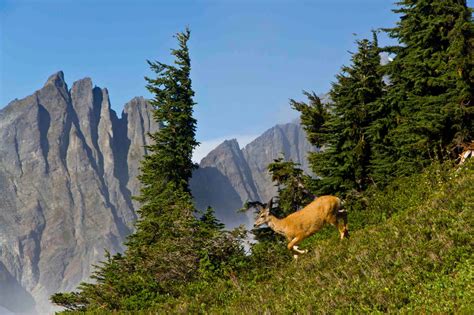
[254,196,349,258]
[458,141,474,165]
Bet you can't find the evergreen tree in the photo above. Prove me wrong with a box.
[52,28,245,311]
[294,34,385,195]
[123,27,200,291]
[200,206,226,232]
[138,27,198,203]
[267,157,315,216]
[196,207,246,280]
[374,0,474,180]
[291,91,331,148]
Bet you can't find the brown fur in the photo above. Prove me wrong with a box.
[254,195,349,255]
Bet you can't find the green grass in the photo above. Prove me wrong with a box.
[68,161,473,314]
[151,160,474,314]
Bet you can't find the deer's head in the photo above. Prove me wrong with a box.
[254,198,273,227]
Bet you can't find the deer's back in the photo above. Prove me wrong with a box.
[283,195,341,238]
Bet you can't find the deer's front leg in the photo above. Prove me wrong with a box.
[288,237,308,255]
[293,245,308,254]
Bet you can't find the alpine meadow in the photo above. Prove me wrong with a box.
[4,0,473,313]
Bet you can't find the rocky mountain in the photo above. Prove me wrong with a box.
[0,72,314,313]
[0,72,157,314]
[190,123,316,227]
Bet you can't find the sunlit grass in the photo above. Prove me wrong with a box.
[151,160,474,314]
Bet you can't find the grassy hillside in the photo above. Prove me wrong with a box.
[152,160,473,314]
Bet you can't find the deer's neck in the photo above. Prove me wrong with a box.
[267,215,287,236]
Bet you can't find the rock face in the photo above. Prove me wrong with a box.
[0,72,315,313]
[243,122,315,202]
[0,72,157,314]
[190,139,259,227]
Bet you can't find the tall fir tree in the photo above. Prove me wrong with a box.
[293,34,385,195]
[374,0,474,181]
[292,91,331,148]
[139,27,198,199]
[52,28,244,311]
[124,28,200,286]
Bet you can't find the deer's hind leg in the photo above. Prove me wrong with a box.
[336,210,349,239]
[328,211,349,240]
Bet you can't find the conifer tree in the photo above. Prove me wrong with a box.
[267,157,315,216]
[292,91,331,148]
[123,28,200,288]
[52,28,244,311]
[294,34,385,195]
[375,0,474,180]
[139,27,198,202]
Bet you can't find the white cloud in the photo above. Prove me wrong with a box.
[193,134,258,163]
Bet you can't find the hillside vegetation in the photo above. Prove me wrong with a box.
[153,161,473,314]
[51,1,472,312]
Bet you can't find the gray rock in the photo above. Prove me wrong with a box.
[190,139,258,228]
[123,96,158,210]
[243,122,316,202]
[0,72,154,313]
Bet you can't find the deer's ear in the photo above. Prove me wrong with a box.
[267,198,273,209]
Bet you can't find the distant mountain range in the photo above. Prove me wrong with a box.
[0,72,315,314]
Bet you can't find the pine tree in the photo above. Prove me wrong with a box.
[375,0,474,180]
[51,28,245,311]
[267,157,315,216]
[122,28,200,291]
[291,91,331,148]
[200,206,226,232]
[138,27,198,203]
[294,34,385,195]
[196,207,246,280]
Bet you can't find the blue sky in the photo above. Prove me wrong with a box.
[1,0,402,160]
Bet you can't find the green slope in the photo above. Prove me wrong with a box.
[155,161,473,314]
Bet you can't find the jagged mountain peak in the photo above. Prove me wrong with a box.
[128,95,147,103]
[71,76,93,90]
[123,96,150,116]
[222,138,240,147]
[124,96,147,108]
[44,70,66,88]
[0,71,153,314]
[200,139,241,166]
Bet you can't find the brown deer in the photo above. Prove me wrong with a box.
[254,196,349,258]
